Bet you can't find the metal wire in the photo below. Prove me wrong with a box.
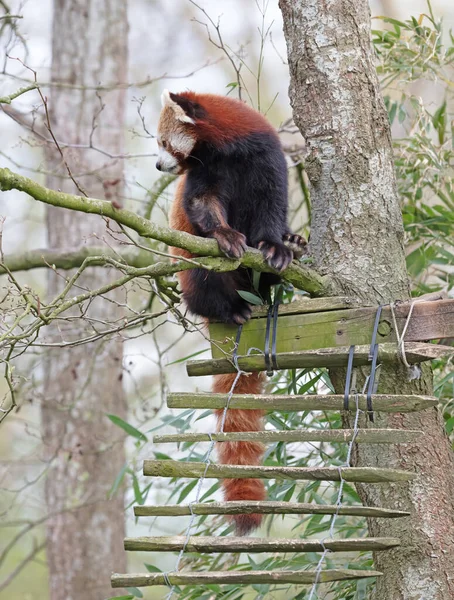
[389,298,425,379]
[343,344,355,411]
[264,285,283,375]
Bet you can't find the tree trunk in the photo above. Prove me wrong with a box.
[279,1,454,598]
[42,2,128,599]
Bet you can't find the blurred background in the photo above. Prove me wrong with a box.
[1,1,453,599]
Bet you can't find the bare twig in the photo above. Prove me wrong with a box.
[0,541,46,592]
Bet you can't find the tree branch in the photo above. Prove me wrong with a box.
[0,84,37,104]
[0,246,152,273]
[0,167,330,295]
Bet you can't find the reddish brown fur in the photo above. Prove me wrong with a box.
[169,175,196,295]
[177,92,276,145]
[213,372,266,534]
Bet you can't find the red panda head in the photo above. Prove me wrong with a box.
[156,90,199,174]
[156,89,276,174]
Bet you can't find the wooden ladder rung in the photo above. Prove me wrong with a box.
[186,342,453,376]
[167,392,438,413]
[134,501,410,519]
[124,535,400,553]
[153,428,422,444]
[143,460,415,483]
[111,568,382,587]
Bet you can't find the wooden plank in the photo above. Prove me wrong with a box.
[209,299,454,359]
[124,535,400,553]
[143,460,415,483]
[167,393,438,413]
[153,428,422,444]
[248,296,366,318]
[111,569,382,587]
[134,501,410,519]
[187,343,454,376]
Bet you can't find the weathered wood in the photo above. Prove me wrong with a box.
[167,392,438,413]
[249,296,366,318]
[111,569,382,587]
[124,535,400,553]
[209,299,454,359]
[134,501,410,518]
[187,343,453,376]
[153,428,422,444]
[143,460,415,482]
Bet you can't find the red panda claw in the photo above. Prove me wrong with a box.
[283,233,308,259]
[259,241,293,272]
[213,228,247,259]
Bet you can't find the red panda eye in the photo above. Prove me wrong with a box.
[162,140,168,149]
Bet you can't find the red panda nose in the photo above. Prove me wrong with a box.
[155,161,162,171]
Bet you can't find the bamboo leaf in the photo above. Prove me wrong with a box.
[237,290,263,305]
[107,414,148,442]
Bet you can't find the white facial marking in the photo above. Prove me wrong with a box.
[169,132,195,156]
[177,114,195,125]
[160,89,196,124]
[158,146,178,172]
[161,89,172,108]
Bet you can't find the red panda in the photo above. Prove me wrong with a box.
[157,90,306,534]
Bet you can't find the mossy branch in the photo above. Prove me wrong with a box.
[0,84,37,104]
[0,167,329,295]
[0,246,153,273]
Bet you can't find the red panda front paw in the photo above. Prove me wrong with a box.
[212,228,247,259]
[283,233,307,259]
[258,241,293,272]
[231,303,253,325]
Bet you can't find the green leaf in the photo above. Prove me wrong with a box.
[432,101,447,145]
[144,563,162,573]
[166,349,208,365]
[282,483,296,502]
[153,451,171,460]
[199,481,220,502]
[298,372,324,394]
[237,290,263,305]
[177,479,198,503]
[381,16,408,29]
[252,270,261,292]
[445,415,454,435]
[109,463,128,499]
[131,473,144,505]
[195,409,213,422]
[126,588,143,598]
[388,101,398,124]
[107,414,148,442]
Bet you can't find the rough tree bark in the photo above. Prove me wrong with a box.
[279,1,454,599]
[42,1,128,599]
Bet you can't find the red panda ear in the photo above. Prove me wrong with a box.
[161,89,204,125]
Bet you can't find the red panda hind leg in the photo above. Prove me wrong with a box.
[213,372,266,535]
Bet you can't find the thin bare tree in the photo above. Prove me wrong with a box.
[42,1,129,598]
